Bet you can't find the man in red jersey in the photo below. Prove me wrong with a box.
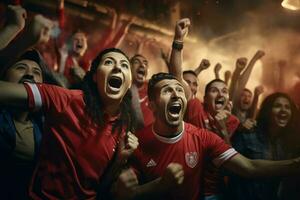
[169,18,239,200]
[130,54,154,129]
[0,48,138,199]
[112,72,300,200]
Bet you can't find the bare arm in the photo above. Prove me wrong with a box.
[169,18,192,101]
[248,85,264,119]
[194,59,210,76]
[223,153,300,179]
[0,5,26,50]
[229,57,247,101]
[0,81,28,109]
[224,70,231,86]
[237,50,265,96]
[214,63,222,79]
[0,15,53,68]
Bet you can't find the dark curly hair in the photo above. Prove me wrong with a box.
[256,92,298,134]
[81,48,136,134]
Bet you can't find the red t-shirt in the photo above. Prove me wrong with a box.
[24,83,124,200]
[185,98,240,196]
[138,82,154,127]
[185,98,240,137]
[130,122,238,200]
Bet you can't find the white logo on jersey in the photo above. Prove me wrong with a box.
[146,159,157,167]
[185,152,198,168]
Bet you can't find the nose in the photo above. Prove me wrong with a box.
[112,64,122,73]
[25,68,34,76]
[171,89,179,98]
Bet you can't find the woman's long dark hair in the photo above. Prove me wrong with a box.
[81,48,136,134]
[256,92,298,134]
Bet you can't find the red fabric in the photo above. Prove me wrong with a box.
[185,98,239,136]
[131,123,236,200]
[185,97,240,196]
[63,55,90,84]
[138,82,154,127]
[25,84,124,200]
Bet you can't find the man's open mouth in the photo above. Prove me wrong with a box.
[215,98,225,108]
[168,102,182,117]
[137,68,146,78]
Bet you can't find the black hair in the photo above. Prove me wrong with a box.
[147,72,178,101]
[183,70,197,78]
[242,88,252,95]
[256,92,298,134]
[81,48,135,133]
[204,79,226,95]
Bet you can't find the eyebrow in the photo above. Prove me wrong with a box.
[161,83,183,89]
[105,56,129,64]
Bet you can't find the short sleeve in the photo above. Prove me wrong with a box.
[202,130,238,167]
[23,83,80,114]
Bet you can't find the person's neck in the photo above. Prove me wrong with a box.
[153,120,183,138]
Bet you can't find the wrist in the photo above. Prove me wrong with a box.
[172,40,183,51]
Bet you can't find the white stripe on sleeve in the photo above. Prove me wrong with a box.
[213,148,237,167]
[27,83,42,111]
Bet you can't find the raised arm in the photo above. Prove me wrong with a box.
[237,50,265,94]
[169,18,192,101]
[214,63,222,79]
[229,57,247,101]
[0,5,26,50]
[160,47,171,68]
[0,14,53,68]
[194,59,210,76]
[223,153,300,179]
[224,70,232,85]
[248,85,264,119]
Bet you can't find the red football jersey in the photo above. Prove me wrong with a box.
[130,122,238,200]
[185,98,240,136]
[24,83,124,200]
[184,98,240,196]
[138,82,154,127]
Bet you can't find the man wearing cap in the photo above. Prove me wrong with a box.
[0,49,58,199]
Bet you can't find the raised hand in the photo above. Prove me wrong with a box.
[254,85,264,96]
[26,14,54,45]
[214,63,222,73]
[236,57,248,71]
[6,5,27,30]
[214,110,230,132]
[253,50,265,60]
[119,132,139,162]
[160,163,184,189]
[224,70,232,85]
[174,18,191,42]
[199,59,211,70]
